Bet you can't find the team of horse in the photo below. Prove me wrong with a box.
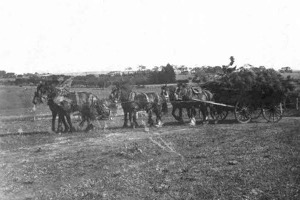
[32,81,216,132]
[165,84,215,126]
[32,82,112,132]
[109,84,168,128]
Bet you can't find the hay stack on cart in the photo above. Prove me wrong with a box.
[201,67,293,123]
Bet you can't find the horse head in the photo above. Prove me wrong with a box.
[110,84,132,103]
[167,86,179,101]
[32,83,49,105]
[177,85,195,101]
[160,85,170,102]
[32,83,58,105]
[109,87,121,103]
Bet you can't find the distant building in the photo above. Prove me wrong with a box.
[4,72,15,78]
[123,70,135,75]
[107,71,122,76]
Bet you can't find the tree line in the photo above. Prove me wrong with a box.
[1,63,176,87]
[1,57,298,93]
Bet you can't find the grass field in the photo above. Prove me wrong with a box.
[0,85,161,117]
[0,85,300,199]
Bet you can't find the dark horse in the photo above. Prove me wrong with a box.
[32,83,70,132]
[110,85,168,128]
[33,82,111,132]
[166,84,214,126]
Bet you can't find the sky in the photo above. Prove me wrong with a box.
[0,0,300,74]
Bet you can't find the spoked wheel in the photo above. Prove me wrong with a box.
[262,103,283,123]
[210,106,229,121]
[234,101,252,123]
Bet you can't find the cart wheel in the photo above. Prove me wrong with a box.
[262,103,283,123]
[234,101,251,123]
[210,106,228,121]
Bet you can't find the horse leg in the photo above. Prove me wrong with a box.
[79,116,86,128]
[52,111,57,132]
[147,110,154,126]
[162,100,168,114]
[123,111,129,128]
[85,118,94,132]
[134,111,139,128]
[205,104,210,123]
[199,107,203,121]
[55,111,65,133]
[210,105,218,124]
[201,105,209,124]
[206,104,213,123]
[131,110,138,128]
[192,107,197,117]
[154,107,163,128]
[172,106,179,121]
[178,107,184,123]
[65,113,73,133]
[171,105,181,122]
[59,113,69,132]
[173,107,183,123]
[58,113,69,132]
[189,107,196,126]
[129,111,133,127]
[188,105,197,117]
[187,108,191,118]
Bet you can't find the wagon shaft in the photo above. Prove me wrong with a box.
[191,98,235,108]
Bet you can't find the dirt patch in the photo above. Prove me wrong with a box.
[1,117,300,199]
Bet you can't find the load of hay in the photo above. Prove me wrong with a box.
[202,66,294,105]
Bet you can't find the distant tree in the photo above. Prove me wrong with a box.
[152,66,159,71]
[279,67,293,73]
[192,66,224,83]
[161,63,176,83]
[134,73,149,85]
[148,63,176,84]
[149,71,159,84]
[138,65,147,71]
[178,65,188,74]
[190,67,199,74]
[4,72,16,78]
[0,70,6,77]
[193,67,209,83]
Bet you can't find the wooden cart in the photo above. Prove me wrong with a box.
[201,83,284,123]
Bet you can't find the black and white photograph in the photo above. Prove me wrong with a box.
[0,0,299,199]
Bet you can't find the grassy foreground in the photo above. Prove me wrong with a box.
[0,116,300,200]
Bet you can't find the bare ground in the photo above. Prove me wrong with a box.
[0,113,300,200]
